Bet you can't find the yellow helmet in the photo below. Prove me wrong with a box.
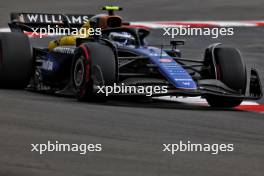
[59,36,76,46]
[48,20,91,50]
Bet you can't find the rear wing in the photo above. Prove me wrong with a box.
[9,12,94,32]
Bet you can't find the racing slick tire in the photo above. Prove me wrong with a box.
[204,46,247,108]
[0,32,33,88]
[71,42,116,101]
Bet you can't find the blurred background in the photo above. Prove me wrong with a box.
[1,0,264,27]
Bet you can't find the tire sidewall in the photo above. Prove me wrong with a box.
[204,46,247,107]
[71,42,116,101]
[72,45,92,100]
[0,32,33,88]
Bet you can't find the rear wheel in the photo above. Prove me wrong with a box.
[204,46,247,107]
[0,32,33,88]
[71,42,116,101]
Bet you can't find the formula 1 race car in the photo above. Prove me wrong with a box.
[0,6,262,107]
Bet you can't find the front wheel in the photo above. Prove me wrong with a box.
[203,46,247,108]
[0,33,33,88]
[71,42,116,101]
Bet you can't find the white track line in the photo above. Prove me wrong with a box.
[0,28,10,32]
[130,21,264,28]
[1,20,264,32]
[155,96,259,106]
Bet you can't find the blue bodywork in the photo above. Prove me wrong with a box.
[129,46,197,90]
[40,44,197,90]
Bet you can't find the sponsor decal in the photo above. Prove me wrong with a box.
[159,58,173,63]
[181,82,191,86]
[53,47,75,54]
[15,13,92,24]
[149,49,168,57]
[42,60,54,71]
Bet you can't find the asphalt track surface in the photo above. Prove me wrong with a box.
[0,1,264,176]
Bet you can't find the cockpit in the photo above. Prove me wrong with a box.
[108,32,136,47]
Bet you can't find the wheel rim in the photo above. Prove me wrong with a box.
[74,57,85,87]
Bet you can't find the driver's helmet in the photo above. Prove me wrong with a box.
[109,32,135,46]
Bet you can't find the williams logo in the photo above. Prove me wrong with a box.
[14,13,92,24]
